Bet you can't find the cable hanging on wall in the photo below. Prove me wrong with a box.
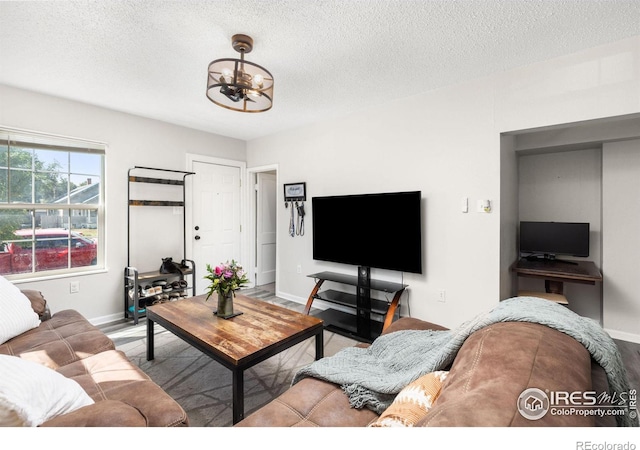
[284,182,306,237]
[295,201,305,235]
[287,200,295,237]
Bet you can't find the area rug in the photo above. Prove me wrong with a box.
[105,289,358,427]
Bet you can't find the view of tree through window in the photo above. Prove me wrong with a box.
[0,129,105,278]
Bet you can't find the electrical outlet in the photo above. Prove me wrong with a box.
[70,281,80,294]
[296,264,302,274]
[438,289,446,303]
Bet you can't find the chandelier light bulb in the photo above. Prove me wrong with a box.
[222,68,233,80]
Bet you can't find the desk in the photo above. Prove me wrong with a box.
[511,258,602,295]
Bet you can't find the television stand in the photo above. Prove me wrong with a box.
[304,271,407,343]
[512,258,602,296]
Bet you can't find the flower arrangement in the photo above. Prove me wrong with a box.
[204,260,249,300]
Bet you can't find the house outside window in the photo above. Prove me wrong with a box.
[0,128,105,279]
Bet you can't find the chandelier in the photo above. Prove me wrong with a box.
[206,34,274,113]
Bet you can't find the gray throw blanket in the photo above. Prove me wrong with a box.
[292,296,638,427]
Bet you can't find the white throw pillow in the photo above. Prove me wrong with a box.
[0,355,95,426]
[0,275,40,345]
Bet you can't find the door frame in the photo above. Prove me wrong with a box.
[247,164,279,290]
[185,154,248,284]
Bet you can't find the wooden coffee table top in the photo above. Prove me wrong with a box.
[146,293,323,368]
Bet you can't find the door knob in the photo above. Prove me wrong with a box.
[195,226,200,231]
[195,235,201,240]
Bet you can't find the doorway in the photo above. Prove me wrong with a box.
[187,155,246,296]
[248,165,278,290]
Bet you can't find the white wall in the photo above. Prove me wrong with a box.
[602,139,640,342]
[248,77,500,328]
[0,84,246,323]
[247,36,640,333]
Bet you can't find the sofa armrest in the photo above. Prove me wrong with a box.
[40,400,150,427]
[383,317,449,335]
[41,398,189,427]
[419,322,594,427]
[20,289,51,321]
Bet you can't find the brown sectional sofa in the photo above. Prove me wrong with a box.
[237,316,619,427]
[0,290,188,427]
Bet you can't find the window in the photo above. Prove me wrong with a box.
[0,128,105,279]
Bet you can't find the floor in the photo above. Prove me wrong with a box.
[210,283,640,392]
[102,282,356,426]
[102,282,640,396]
[242,282,307,313]
[615,339,640,391]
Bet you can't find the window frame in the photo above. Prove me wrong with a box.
[0,127,106,281]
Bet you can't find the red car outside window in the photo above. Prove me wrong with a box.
[0,228,97,274]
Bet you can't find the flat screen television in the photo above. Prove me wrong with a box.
[312,191,422,274]
[519,221,590,258]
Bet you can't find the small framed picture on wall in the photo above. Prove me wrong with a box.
[284,182,306,202]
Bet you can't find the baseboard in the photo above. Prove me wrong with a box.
[275,290,336,311]
[274,290,308,306]
[605,328,640,344]
[276,289,362,316]
[90,312,126,327]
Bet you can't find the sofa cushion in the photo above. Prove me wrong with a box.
[369,370,448,427]
[236,377,379,427]
[0,309,115,369]
[51,349,189,427]
[0,354,94,426]
[0,276,40,344]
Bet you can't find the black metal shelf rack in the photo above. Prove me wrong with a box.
[124,166,196,324]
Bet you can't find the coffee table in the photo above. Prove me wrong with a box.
[146,293,324,424]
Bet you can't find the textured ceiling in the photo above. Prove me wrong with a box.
[1,1,639,141]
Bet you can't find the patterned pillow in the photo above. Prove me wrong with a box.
[369,371,448,427]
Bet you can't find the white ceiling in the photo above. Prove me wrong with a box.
[1,1,639,141]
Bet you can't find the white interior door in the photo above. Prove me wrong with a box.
[256,172,277,286]
[191,161,241,296]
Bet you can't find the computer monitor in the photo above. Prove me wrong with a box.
[519,221,589,258]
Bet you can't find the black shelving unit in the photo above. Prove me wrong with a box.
[304,271,407,342]
[124,166,196,324]
[124,264,195,324]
